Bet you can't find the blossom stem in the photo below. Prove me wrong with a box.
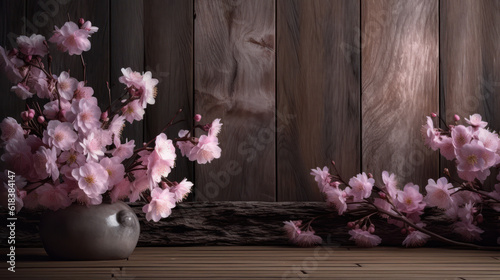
[80,54,86,83]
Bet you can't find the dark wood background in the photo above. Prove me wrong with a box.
[1,0,500,202]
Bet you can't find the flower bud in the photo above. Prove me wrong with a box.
[368,173,373,179]
[101,111,109,121]
[194,114,202,122]
[401,228,407,235]
[368,225,375,233]
[431,112,437,118]
[361,225,367,231]
[454,114,460,122]
[378,192,387,199]
[347,222,355,228]
[37,116,45,123]
[21,111,29,121]
[476,214,483,224]
[79,18,85,27]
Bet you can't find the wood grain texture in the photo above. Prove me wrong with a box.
[0,0,25,122]
[25,0,110,107]
[440,0,500,190]
[362,0,439,188]
[194,0,276,201]
[277,0,361,201]
[110,0,144,145]
[3,202,498,247]
[144,0,193,185]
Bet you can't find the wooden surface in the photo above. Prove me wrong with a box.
[361,0,439,188]
[3,247,500,279]
[194,0,276,201]
[5,202,499,247]
[277,0,361,201]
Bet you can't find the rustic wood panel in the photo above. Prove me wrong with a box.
[110,0,144,145]
[144,0,194,185]
[194,0,276,201]
[25,0,110,107]
[440,0,500,190]
[277,0,361,201]
[0,0,26,123]
[362,0,439,188]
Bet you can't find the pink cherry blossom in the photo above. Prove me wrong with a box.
[71,161,109,198]
[382,171,398,199]
[67,97,101,134]
[465,113,487,129]
[111,138,135,160]
[99,157,125,188]
[56,71,78,100]
[168,179,193,202]
[30,67,56,99]
[283,220,302,240]
[73,81,94,100]
[37,183,72,211]
[69,187,102,206]
[188,135,221,164]
[348,229,382,247]
[477,128,499,152]
[436,136,455,160]
[108,115,126,140]
[208,118,222,137]
[49,21,92,55]
[454,221,484,241]
[402,230,430,247]
[80,132,106,161]
[17,34,48,57]
[139,71,158,108]
[457,202,477,223]
[43,120,78,151]
[80,20,98,34]
[324,187,347,215]
[142,186,176,222]
[176,130,195,157]
[347,172,374,201]
[451,125,472,149]
[0,46,23,83]
[118,67,143,89]
[146,151,174,189]
[155,133,176,162]
[110,178,132,203]
[425,177,455,209]
[58,149,85,179]
[373,198,396,218]
[129,171,149,202]
[33,146,59,181]
[0,117,24,142]
[421,116,440,150]
[293,230,323,247]
[118,68,158,108]
[456,142,487,175]
[11,83,33,100]
[311,166,331,192]
[43,99,71,121]
[1,138,33,180]
[121,99,145,123]
[396,183,425,214]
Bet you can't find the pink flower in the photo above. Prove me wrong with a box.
[154,133,176,162]
[176,130,194,157]
[477,128,499,152]
[402,230,430,247]
[396,183,425,214]
[17,34,48,57]
[43,99,71,121]
[69,187,102,206]
[348,229,382,247]
[80,20,98,34]
[382,171,398,199]
[168,179,193,202]
[324,187,347,215]
[188,135,221,164]
[58,149,85,178]
[111,138,135,160]
[421,116,440,150]
[146,151,174,189]
[139,71,158,108]
[456,142,487,174]
[56,71,78,100]
[311,166,331,192]
[142,186,176,222]
[129,171,149,202]
[99,157,125,188]
[80,132,106,161]
[37,183,72,211]
[73,81,94,99]
[11,83,33,100]
[436,136,455,160]
[67,97,101,134]
[457,202,477,223]
[118,68,158,108]
[1,138,33,179]
[118,67,143,89]
[33,146,59,181]
[347,172,374,201]
[465,114,487,129]
[283,220,302,240]
[425,177,455,209]
[208,118,222,137]
[121,100,145,123]
[110,178,132,203]
[293,230,322,247]
[43,120,78,151]
[71,161,109,198]
[108,115,126,141]
[49,21,92,55]
[0,117,24,142]
[451,125,472,149]
[373,198,396,218]
[454,221,483,241]
[0,46,23,83]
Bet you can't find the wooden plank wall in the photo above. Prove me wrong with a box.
[0,0,499,201]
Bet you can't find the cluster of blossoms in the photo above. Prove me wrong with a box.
[0,19,222,222]
[285,114,500,248]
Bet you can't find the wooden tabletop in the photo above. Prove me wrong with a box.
[3,246,500,279]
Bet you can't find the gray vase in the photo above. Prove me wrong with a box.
[39,201,140,260]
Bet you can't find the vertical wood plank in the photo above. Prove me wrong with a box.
[0,0,26,122]
[440,0,500,189]
[362,0,439,187]
[144,0,193,185]
[25,0,110,107]
[277,0,361,201]
[110,0,144,145]
[194,0,276,201]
